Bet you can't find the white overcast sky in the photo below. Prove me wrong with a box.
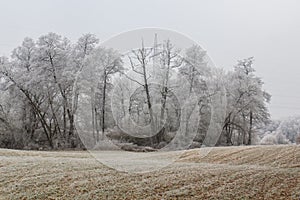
[0,0,299,119]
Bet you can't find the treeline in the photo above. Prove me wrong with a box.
[0,33,271,150]
[0,33,99,149]
[258,116,300,145]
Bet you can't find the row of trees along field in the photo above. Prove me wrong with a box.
[0,33,272,150]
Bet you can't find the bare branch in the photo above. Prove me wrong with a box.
[121,72,144,86]
[128,55,143,75]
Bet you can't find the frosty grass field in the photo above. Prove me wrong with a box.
[0,145,299,199]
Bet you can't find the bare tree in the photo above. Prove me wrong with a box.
[86,47,123,142]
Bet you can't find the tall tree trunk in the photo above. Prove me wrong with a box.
[159,86,168,144]
[101,75,107,140]
[95,109,100,142]
[248,111,253,145]
[143,67,155,145]
[63,104,67,136]
[242,115,247,145]
[91,87,96,143]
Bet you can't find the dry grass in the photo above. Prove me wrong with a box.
[0,145,299,199]
[179,145,300,168]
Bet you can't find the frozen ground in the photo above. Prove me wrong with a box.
[0,145,299,199]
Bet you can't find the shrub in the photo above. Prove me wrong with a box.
[296,135,300,145]
[260,134,277,145]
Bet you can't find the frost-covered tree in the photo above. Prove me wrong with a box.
[84,47,123,142]
[0,33,99,149]
[221,57,271,145]
[179,45,211,145]
[258,116,300,144]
